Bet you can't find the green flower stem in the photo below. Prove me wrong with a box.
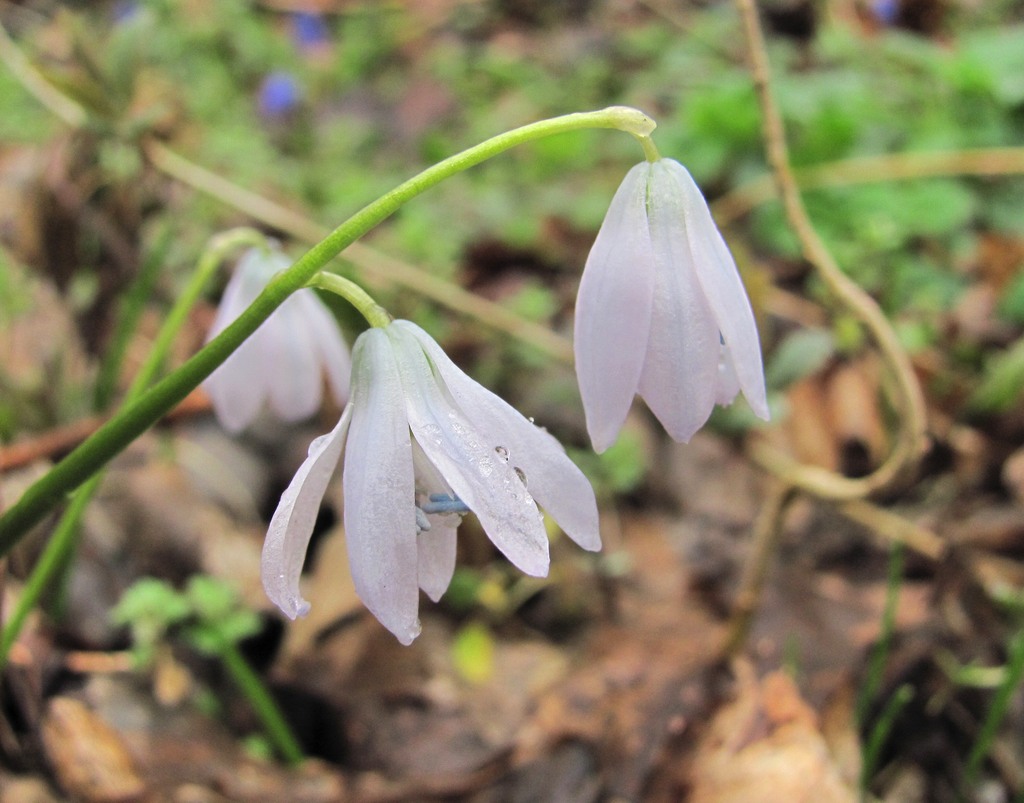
[860,683,914,793]
[0,474,99,668]
[127,228,270,396]
[216,636,305,765]
[856,543,905,727]
[95,226,173,410]
[309,272,391,329]
[964,629,1024,789]
[0,107,655,552]
[638,135,661,163]
[0,229,267,668]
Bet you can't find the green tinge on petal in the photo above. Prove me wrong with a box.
[638,160,721,442]
[343,328,421,645]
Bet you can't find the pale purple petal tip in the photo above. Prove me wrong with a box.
[661,159,770,422]
[575,163,657,453]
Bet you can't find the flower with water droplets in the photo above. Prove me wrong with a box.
[262,319,600,645]
[203,246,350,433]
[574,158,770,452]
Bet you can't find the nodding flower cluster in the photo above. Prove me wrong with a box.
[575,158,769,452]
[209,156,768,644]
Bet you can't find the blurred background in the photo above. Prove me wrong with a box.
[1,0,1024,800]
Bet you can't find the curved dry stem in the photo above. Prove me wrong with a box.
[735,0,928,501]
[0,21,86,127]
[837,499,944,561]
[721,480,797,658]
[713,147,1024,226]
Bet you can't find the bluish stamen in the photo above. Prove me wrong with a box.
[421,494,471,515]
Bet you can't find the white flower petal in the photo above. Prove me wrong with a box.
[343,328,421,645]
[203,253,279,432]
[302,291,351,406]
[417,526,458,603]
[411,442,459,601]
[388,325,550,578]
[399,321,600,552]
[261,406,350,619]
[574,163,657,453]
[204,330,272,433]
[637,161,720,442]
[662,159,770,420]
[264,292,325,423]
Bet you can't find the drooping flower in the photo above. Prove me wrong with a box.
[262,320,601,645]
[203,247,350,433]
[574,158,770,452]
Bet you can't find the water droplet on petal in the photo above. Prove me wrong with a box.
[307,434,331,455]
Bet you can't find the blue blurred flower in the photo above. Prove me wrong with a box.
[258,72,302,119]
[112,1,140,23]
[873,0,899,25]
[291,12,330,51]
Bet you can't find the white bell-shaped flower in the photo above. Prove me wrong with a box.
[574,158,770,452]
[203,247,350,433]
[261,320,601,645]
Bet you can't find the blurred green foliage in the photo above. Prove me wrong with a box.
[112,575,260,666]
[2,3,1023,421]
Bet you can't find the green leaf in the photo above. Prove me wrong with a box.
[998,272,1024,325]
[969,338,1024,413]
[111,578,191,664]
[765,328,836,390]
[451,621,495,684]
[959,26,1024,106]
[111,578,190,629]
[596,433,647,494]
[184,576,260,644]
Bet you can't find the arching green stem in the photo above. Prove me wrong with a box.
[0,107,655,552]
[309,272,391,329]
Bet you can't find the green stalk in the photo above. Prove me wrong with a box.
[0,475,99,667]
[94,225,173,410]
[0,107,654,552]
[963,629,1024,791]
[856,543,905,726]
[217,637,305,765]
[860,683,914,797]
[0,229,267,668]
[309,272,390,328]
